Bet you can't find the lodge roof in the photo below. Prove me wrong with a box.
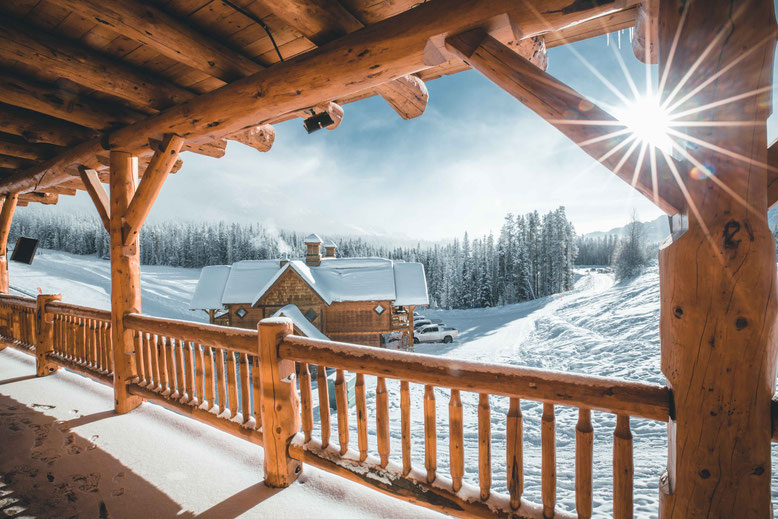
[189,256,429,310]
[0,0,642,205]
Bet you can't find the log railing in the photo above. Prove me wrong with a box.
[0,295,37,351]
[17,299,777,518]
[271,326,671,519]
[47,301,113,380]
[123,313,263,446]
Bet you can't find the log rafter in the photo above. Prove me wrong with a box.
[444,29,685,215]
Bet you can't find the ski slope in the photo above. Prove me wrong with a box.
[4,250,778,517]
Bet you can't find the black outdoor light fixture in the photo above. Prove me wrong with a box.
[303,111,335,134]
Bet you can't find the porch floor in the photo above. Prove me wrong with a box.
[0,347,445,519]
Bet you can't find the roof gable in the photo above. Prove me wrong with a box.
[252,261,331,306]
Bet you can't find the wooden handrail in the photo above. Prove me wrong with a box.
[47,300,111,321]
[124,313,256,354]
[0,294,36,309]
[279,335,671,422]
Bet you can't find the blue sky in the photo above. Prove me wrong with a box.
[42,28,778,241]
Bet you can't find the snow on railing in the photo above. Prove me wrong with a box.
[268,319,672,519]
[123,313,263,446]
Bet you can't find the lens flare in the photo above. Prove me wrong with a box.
[616,94,674,152]
[689,164,715,180]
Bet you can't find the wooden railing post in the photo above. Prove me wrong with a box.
[109,151,142,414]
[11,307,20,341]
[258,317,301,487]
[35,294,60,376]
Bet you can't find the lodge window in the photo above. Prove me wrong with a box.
[235,307,247,319]
[374,304,385,315]
[305,309,318,322]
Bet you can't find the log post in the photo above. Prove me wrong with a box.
[109,151,142,414]
[657,1,777,517]
[35,293,61,376]
[0,193,17,294]
[258,317,301,487]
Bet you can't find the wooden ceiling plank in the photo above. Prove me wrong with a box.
[445,29,683,214]
[253,0,431,119]
[1,0,641,195]
[0,104,97,146]
[0,20,195,113]
[46,0,263,82]
[0,72,144,130]
[0,154,35,170]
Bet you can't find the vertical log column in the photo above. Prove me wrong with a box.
[258,317,301,487]
[658,1,777,517]
[0,193,18,294]
[110,151,143,414]
[35,294,61,376]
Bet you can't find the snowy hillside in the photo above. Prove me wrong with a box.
[7,249,205,322]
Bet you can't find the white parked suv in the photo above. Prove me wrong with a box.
[414,324,458,344]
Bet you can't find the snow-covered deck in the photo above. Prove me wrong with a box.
[0,347,445,519]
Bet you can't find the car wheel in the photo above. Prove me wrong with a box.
[443,336,453,343]
[413,337,419,344]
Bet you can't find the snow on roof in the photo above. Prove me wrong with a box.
[323,240,337,248]
[190,256,429,309]
[313,258,396,303]
[272,305,330,341]
[189,265,231,310]
[304,233,323,244]
[393,262,429,306]
[220,260,280,305]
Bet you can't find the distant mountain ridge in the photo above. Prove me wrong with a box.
[585,206,778,244]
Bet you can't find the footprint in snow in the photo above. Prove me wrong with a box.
[71,473,100,493]
[31,403,55,410]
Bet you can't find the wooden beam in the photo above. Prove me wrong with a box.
[0,193,17,293]
[632,0,658,64]
[46,0,262,83]
[0,18,194,112]
[41,186,77,197]
[122,134,185,246]
[0,103,96,146]
[656,0,777,516]
[0,154,34,170]
[0,73,143,130]
[78,167,110,232]
[445,29,684,215]
[18,192,58,205]
[0,135,58,161]
[226,124,275,152]
[373,75,429,120]
[0,0,640,195]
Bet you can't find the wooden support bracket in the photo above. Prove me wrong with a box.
[78,166,111,232]
[444,29,685,215]
[122,134,185,246]
[226,124,275,153]
[374,75,429,120]
[0,193,18,294]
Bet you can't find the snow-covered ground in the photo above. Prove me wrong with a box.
[2,250,777,517]
[7,249,206,322]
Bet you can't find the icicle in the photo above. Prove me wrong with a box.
[618,29,621,49]
[629,27,634,42]
[607,32,610,47]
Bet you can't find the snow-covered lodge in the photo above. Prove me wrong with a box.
[190,234,428,347]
